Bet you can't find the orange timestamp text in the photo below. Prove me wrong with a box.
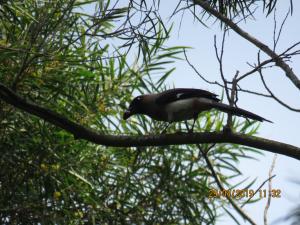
[208,188,281,199]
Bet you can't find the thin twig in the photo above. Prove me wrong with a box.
[257,53,300,112]
[272,8,277,51]
[274,8,290,51]
[264,154,278,225]
[226,71,239,128]
[183,49,216,85]
[214,31,231,102]
[184,49,272,98]
[236,85,271,98]
[195,144,257,225]
[241,174,276,208]
[237,58,276,82]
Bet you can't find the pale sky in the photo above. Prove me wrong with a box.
[158,1,300,224]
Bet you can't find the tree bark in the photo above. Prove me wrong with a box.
[1,83,299,160]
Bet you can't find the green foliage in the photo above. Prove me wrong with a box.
[203,0,289,17]
[0,1,264,224]
[170,0,293,26]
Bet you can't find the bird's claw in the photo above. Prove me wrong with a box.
[223,125,232,133]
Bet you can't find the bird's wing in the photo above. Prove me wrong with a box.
[155,88,219,105]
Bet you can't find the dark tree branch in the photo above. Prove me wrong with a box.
[1,82,300,160]
[193,0,300,90]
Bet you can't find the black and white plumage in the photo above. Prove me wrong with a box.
[123,88,271,127]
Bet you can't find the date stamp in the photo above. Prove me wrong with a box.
[208,188,281,199]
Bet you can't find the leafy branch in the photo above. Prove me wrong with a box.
[1,82,299,160]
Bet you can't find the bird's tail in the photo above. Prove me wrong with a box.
[212,102,272,123]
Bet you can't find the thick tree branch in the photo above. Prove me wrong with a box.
[0,82,300,160]
[193,0,300,90]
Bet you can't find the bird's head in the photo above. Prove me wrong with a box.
[123,95,145,120]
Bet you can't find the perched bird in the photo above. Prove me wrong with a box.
[123,88,271,132]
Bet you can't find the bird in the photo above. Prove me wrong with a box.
[123,88,271,132]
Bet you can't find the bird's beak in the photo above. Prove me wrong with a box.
[123,110,132,120]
